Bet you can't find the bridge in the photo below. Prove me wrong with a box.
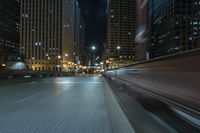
[0,49,199,133]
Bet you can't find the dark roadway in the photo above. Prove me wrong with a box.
[0,76,135,133]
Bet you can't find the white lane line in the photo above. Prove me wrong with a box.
[0,81,38,90]
[0,84,27,90]
[42,82,102,84]
[15,92,42,104]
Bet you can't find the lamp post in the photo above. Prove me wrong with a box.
[91,46,96,51]
[117,46,121,58]
[117,46,121,67]
[62,53,69,72]
[117,46,121,50]
[57,55,61,72]
[91,46,96,66]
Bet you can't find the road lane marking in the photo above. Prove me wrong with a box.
[51,81,102,84]
[0,80,39,90]
[0,84,28,90]
[15,92,42,104]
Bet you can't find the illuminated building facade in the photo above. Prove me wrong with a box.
[0,0,20,69]
[78,15,86,65]
[20,0,83,71]
[148,0,200,59]
[74,2,86,65]
[107,0,137,67]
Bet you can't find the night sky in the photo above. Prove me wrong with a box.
[77,0,107,49]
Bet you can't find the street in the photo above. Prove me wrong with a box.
[0,76,134,133]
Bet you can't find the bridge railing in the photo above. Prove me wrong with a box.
[103,48,200,120]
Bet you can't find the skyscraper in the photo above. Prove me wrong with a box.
[148,0,200,59]
[20,0,84,71]
[78,15,86,65]
[107,0,137,68]
[74,1,81,65]
[0,0,20,69]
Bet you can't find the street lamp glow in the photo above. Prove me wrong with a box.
[65,53,69,57]
[91,46,96,50]
[58,55,61,59]
[117,46,121,50]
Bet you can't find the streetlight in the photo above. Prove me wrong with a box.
[117,46,121,67]
[91,46,96,51]
[90,46,97,66]
[117,46,121,50]
[57,55,61,71]
[65,53,69,57]
[58,55,61,59]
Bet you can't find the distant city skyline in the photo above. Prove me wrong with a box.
[0,0,200,71]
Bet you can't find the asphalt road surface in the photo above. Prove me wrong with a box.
[0,76,135,133]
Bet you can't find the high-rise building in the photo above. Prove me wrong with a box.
[107,0,137,67]
[148,0,200,59]
[68,1,86,67]
[101,42,109,69]
[79,15,86,65]
[74,2,86,66]
[0,0,20,69]
[74,1,81,65]
[20,0,84,71]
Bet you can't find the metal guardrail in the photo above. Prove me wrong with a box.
[103,73,200,131]
[103,49,200,128]
[111,74,199,116]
